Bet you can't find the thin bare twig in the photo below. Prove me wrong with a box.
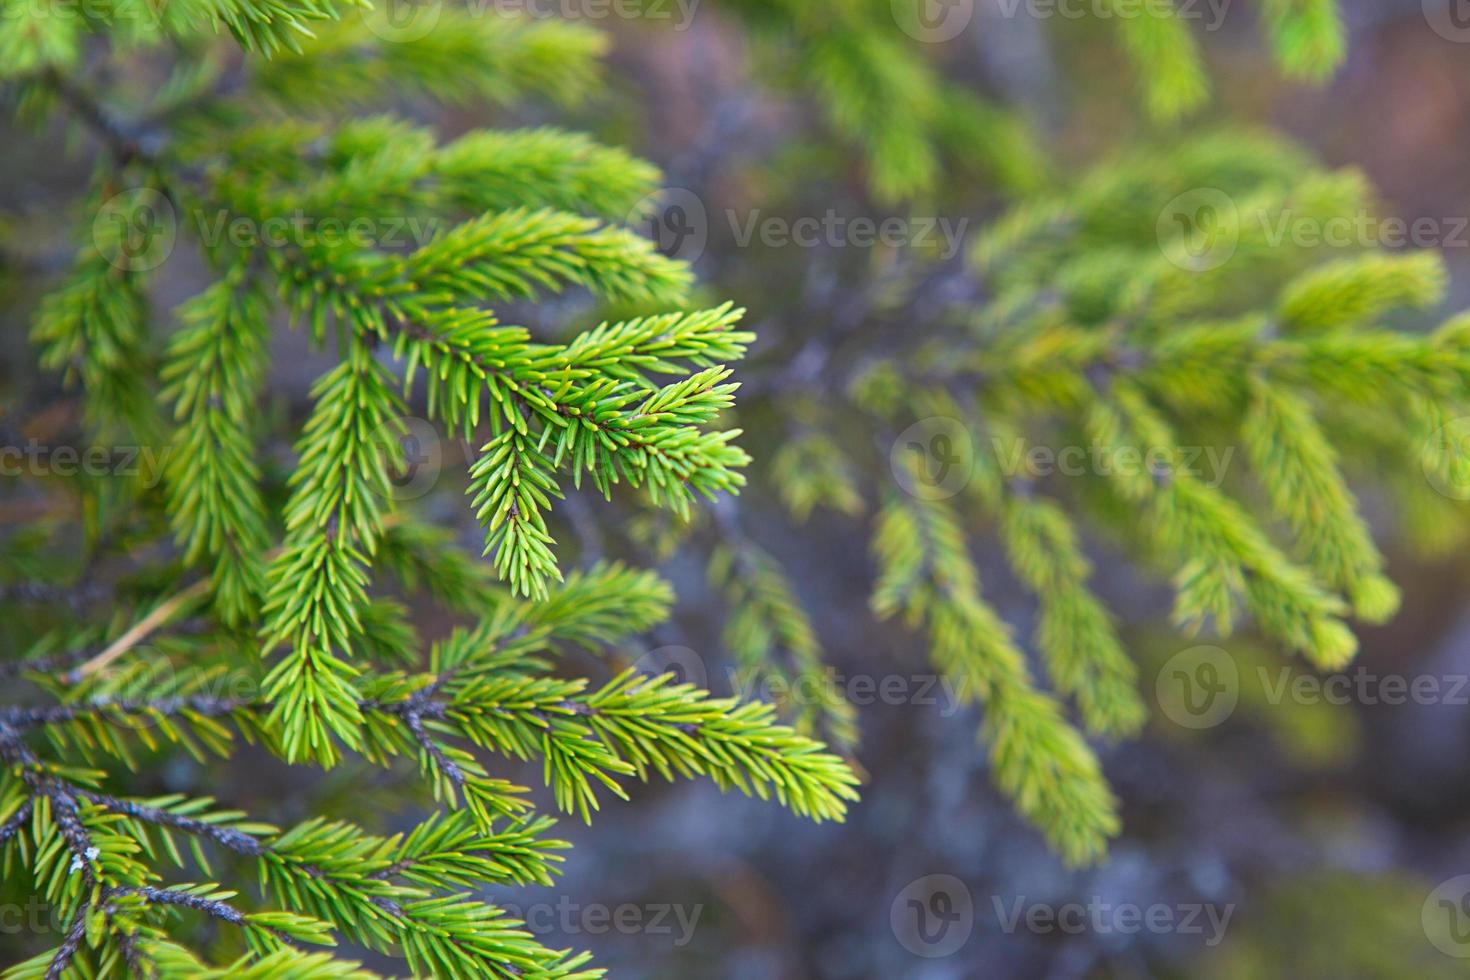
[68,580,209,681]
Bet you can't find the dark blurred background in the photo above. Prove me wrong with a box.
[546,3,1470,976]
[8,0,1470,977]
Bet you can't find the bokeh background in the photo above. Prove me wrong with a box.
[549,4,1470,976]
[7,0,1470,977]
[535,3,1470,975]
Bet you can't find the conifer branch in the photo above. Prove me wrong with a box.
[8,3,1443,972]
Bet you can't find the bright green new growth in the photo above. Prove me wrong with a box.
[755,126,1470,865]
[3,0,1464,974]
[1,8,860,978]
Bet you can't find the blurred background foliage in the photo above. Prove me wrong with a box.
[6,0,1470,976]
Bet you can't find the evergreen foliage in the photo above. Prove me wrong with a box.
[0,7,857,976]
[0,0,1464,974]
[752,127,1470,863]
